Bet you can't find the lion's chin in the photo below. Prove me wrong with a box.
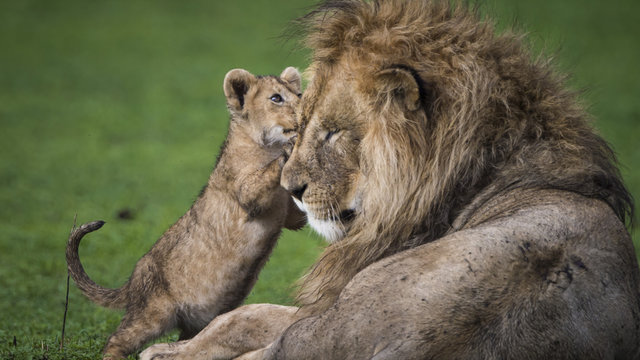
[307,216,345,243]
[291,197,347,243]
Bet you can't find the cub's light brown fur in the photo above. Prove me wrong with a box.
[142,1,640,359]
[66,67,305,359]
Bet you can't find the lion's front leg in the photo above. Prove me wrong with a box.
[140,304,299,360]
[233,347,269,360]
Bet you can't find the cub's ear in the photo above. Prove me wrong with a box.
[374,66,421,112]
[280,67,302,95]
[224,69,255,113]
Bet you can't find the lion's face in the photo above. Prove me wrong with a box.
[281,71,366,242]
[281,60,423,243]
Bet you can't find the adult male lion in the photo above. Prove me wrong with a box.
[142,1,640,359]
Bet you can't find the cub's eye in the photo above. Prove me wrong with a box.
[270,94,284,103]
[325,129,339,141]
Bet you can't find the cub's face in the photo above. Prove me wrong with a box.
[224,67,302,148]
[281,71,365,243]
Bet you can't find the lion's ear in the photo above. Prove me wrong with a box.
[280,67,302,95]
[224,69,255,113]
[375,67,421,112]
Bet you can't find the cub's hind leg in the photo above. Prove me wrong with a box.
[102,298,176,359]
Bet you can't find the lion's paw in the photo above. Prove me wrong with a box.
[139,341,188,360]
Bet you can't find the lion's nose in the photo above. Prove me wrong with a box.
[290,184,307,201]
[281,153,308,201]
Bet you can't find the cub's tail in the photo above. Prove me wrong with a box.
[66,221,128,309]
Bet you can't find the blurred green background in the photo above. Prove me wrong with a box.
[1,0,638,358]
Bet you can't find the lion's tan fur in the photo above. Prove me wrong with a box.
[290,0,633,315]
[66,67,305,359]
[140,304,300,360]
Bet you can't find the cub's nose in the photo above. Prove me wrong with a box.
[290,184,307,201]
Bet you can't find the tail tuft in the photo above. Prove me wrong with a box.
[81,220,105,231]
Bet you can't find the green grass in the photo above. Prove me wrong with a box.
[1,0,638,358]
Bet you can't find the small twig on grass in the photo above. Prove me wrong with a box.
[60,214,77,351]
[60,274,70,351]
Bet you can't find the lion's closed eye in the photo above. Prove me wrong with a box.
[320,128,341,143]
[325,129,339,141]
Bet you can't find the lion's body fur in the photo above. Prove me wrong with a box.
[290,0,634,317]
[66,68,305,359]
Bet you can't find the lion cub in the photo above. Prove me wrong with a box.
[66,67,305,359]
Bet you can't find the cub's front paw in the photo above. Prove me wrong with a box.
[280,137,296,166]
